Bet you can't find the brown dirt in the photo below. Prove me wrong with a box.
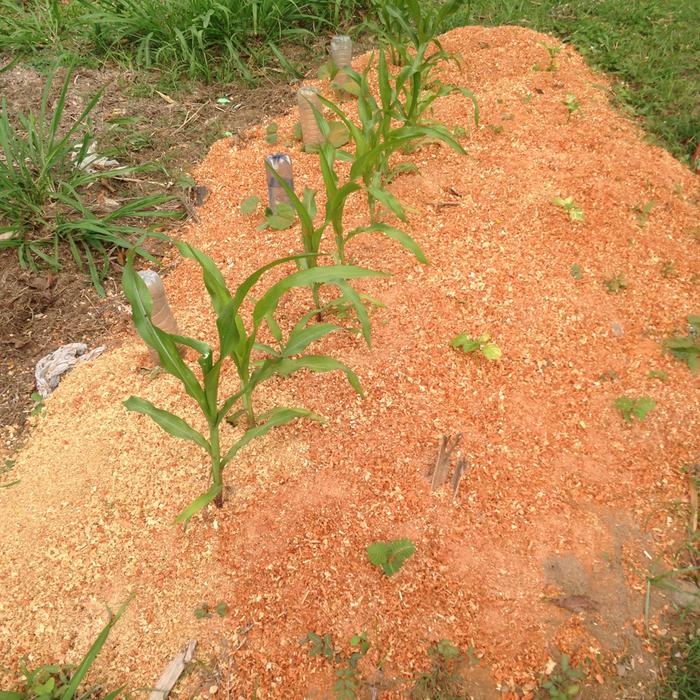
[1,26,699,699]
[0,61,299,450]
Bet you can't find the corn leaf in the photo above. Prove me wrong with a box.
[124,396,211,453]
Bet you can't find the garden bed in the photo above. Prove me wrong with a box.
[1,25,698,698]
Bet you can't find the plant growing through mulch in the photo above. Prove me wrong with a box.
[450,332,502,361]
[123,242,382,522]
[614,395,655,423]
[664,316,700,375]
[366,538,415,576]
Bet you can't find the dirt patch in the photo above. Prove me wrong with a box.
[1,25,699,699]
[0,59,302,450]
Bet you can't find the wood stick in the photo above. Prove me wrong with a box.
[148,640,197,700]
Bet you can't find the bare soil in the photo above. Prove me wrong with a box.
[0,61,298,450]
[1,26,699,700]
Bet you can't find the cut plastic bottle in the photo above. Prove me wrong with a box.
[265,154,294,209]
[137,269,181,363]
[330,35,353,90]
[297,87,323,148]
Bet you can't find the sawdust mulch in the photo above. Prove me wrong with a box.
[1,26,699,699]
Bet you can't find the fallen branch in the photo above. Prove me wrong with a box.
[148,639,197,700]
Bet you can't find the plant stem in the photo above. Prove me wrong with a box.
[242,384,255,426]
[209,423,223,508]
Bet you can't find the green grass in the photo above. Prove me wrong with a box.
[0,0,370,84]
[657,632,700,700]
[451,0,699,163]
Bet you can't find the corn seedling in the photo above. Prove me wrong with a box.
[320,52,467,223]
[0,67,178,295]
[603,273,628,294]
[301,631,370,699]
[614,395,656,423]
[366,538,415,576]
[551,196,584,222]
[664,316,700,374]
[450,332,502,361]
[123,242,383,522]
[1,596,131,700]
[365,0,462,68]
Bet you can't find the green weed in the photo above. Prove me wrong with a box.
[563,93,581,120]
[551,196,584,222]
[301,631,370,700]
[570,263,582,280]
[79,0,365,84]
[657,632,700,700]
[664,316,700,375]
[194,601,228,619]
[536,42,562,72]
[1,597,131,700]
[411,639,473,699]
[123,242,382,523]
[0,67,178,295]
[603,273,628,294]
[633,199,655,227]
[450,332,502,361]
[366,538,415,576]
[614,395,656,423]
[536,655,584,699]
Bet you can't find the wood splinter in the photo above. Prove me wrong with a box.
[451,457,468,499]
[148,639,197,700]
[429,433,462,491]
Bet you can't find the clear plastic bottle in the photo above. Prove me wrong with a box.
[297,87,323,148]
[265,154,294,209]
[137,270,181,362]
[330,35,353,89]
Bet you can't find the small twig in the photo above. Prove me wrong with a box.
[173,101,210,135]
[451,457,467,499]
[435,201,460,209]
[429,433,462,491]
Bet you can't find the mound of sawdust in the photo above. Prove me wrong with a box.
[1,25,699,699]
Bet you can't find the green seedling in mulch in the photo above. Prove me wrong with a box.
[0,67,179,296]
[597,369,619,383]
[1,596,131,700]
[240,196,260,216]
[301,631,370,700]
[411,639,475,700]
[614,396,656,423]
[657,632,700,700]
[366,539,415,576]
[30,391,45,417]
[603,273,628,294]
[123,242,382,523]
[551,196,584,222]
[0,458,19,489]
[194,602,228,619]
[647,369,669,381]
[450,332,502,361]
[563,93,581,120]
[632,199,655,227]
[536,655,584,699]
[570,263,583,280]
[664,315,700,374]
[536,42,562,72]
[265,123,278,145]
[660,260,676,278]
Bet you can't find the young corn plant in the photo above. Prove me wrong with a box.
[266,132,425,286]
[320,51,467,223]
[123,242,383,523]
[0,67,179,295]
